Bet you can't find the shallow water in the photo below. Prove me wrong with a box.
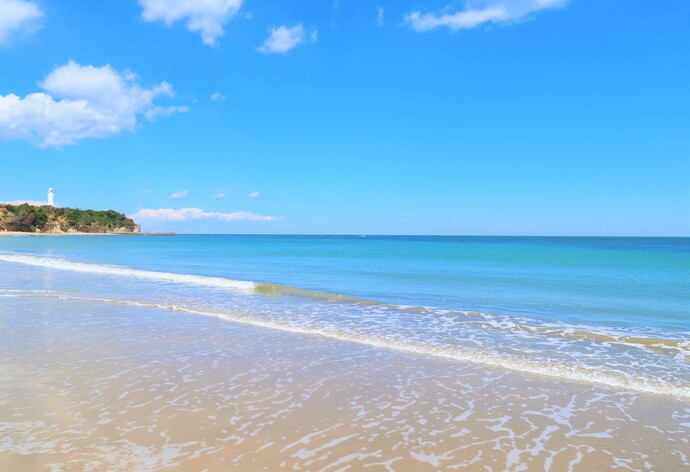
[0,235,688,469]
[0,236,688,398]
[1,235,688,331]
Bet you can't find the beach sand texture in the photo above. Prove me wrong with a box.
[1,296,687,471]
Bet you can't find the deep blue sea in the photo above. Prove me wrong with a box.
[1,235,688,397]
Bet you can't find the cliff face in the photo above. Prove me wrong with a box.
[0,204,141,234]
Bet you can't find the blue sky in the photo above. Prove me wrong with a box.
[0,0,688,235]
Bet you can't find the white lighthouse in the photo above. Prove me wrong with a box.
[47,187,54,207]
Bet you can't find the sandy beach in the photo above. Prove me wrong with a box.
[1,295,687,471]
[2,0,688,469]
[1,236,688,471]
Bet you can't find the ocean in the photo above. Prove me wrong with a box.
[1,235,688,398]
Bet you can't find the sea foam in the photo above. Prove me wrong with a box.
[1,252,689,399]
[0,253,255,292]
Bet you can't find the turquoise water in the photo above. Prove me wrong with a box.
[1,235,688,397]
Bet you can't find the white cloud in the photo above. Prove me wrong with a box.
[141,189,152,195]
[210,92,226,102]
[131,207,283,222]
[0,0,42,44]
[213,190,226,199]
[139,0,243,46]
[0,61,186,148]
[376,6,384,26]
[145,105,189,120]
[248,191,260,198]
[256,24,317,54]
[169,190,188,199]
[404,0,568,32]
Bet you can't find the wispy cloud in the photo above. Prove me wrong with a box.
[139,0,243,46]
[404,0,568,32]
[213,189,227,199]
[141,189,152,195]
[0,0,43,44]
[376,6,384,26]
[145,105,189,120]
[169,190,188,199]
[131,208,283,222]
[331,0,340,29]
[248,191,260,198]
[210,92,226,102]
[0,61,185,149]
[256,24,317,54]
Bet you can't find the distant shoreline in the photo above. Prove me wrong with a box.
[0,231,176,237]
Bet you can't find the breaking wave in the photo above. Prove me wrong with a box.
[1,252,689,399]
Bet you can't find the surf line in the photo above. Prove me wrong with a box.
[5,291,689,400]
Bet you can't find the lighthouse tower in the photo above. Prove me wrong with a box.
[47,188,54,207]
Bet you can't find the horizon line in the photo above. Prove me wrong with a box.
[168,233,689,238]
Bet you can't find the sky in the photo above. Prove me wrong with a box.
[0,0,688,236]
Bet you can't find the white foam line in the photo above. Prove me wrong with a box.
[10,292,690,401]
[5,253,686,355]
[0,253,255,293]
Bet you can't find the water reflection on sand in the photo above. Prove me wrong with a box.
[1,297,688,471]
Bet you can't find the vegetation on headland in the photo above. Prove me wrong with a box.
[0,204,140,234]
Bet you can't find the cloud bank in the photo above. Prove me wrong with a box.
[0,0,42,44]
[139,0,243,46]
[131,208,283,222]
[257,24,317,54]
[0,61,187,148]
[404,0,568,32]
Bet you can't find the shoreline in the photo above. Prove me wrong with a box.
[1,246,688,470]
[1,294,687,471]
[0,231,176,237]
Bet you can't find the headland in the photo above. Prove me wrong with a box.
[0,203,174,235]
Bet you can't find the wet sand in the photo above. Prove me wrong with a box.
[0,296,688,471]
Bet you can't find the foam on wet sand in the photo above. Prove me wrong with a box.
[1,296,688,471]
